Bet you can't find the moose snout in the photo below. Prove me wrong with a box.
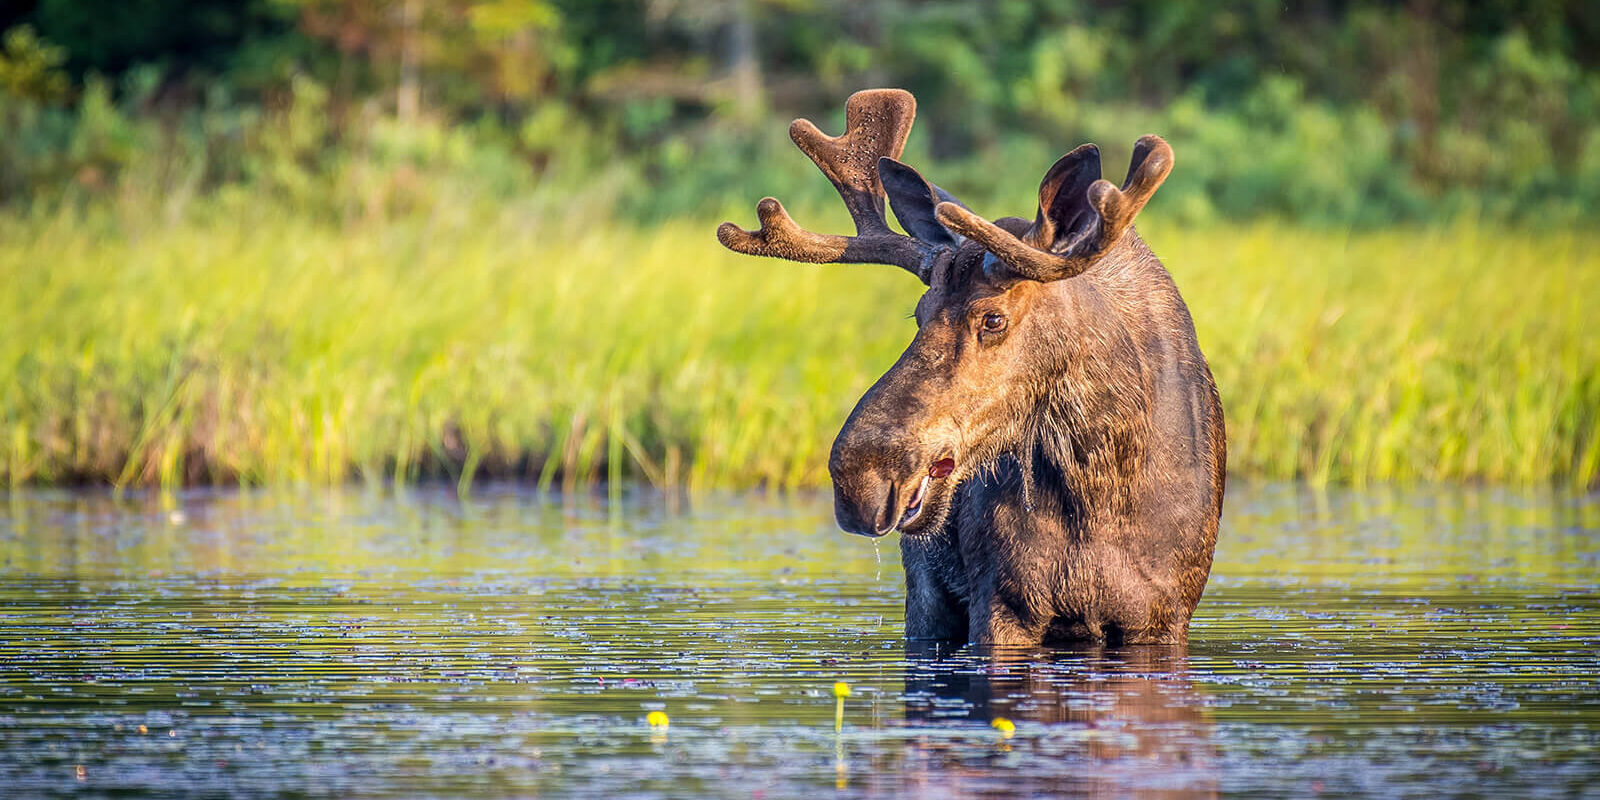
[830,358,949,537]
[830,425,928,537]
[831,469,900,537]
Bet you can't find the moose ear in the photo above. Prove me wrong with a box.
[937,136,1171,283]
[1033,143,1102,251]
[878,157,962,247]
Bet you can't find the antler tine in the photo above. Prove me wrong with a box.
[1087,135,1173,255]
[935,135,1174,282]
[716,89,943,279]
[788,89,913,237]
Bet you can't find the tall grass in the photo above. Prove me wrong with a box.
[1,195,1595,491]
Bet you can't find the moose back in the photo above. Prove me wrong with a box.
[718,90,1225,646]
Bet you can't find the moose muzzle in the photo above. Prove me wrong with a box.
[829,383,956,537]
[830,456,924,538]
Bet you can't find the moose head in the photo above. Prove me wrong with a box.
[718,89,1174,540]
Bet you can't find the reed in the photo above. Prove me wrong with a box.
[2,198,1594,490]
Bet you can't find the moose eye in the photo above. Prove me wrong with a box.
[981,313,1008,334]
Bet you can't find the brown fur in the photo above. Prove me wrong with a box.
[717,89,1226,646]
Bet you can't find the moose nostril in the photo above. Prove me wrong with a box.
[872,481,900,534]
[833,475,895,537]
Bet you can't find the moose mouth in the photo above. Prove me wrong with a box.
[894,457,956,532]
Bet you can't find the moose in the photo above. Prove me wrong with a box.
[717,90,1225,646]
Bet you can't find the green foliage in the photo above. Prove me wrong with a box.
[0,2,1595,491]
[30,0,296,76]
[0,1,1596,223]
[0,25,69,103]
[0,188,1594,490]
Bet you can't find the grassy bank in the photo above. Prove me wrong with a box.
[2,199,1595,491]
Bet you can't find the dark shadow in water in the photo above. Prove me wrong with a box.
[888,642,1218,799]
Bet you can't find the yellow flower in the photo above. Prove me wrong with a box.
[646,711,669,728]
[833,682,851,698]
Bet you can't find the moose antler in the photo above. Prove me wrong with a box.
[935,135,1174,282]
[717,89,950,280]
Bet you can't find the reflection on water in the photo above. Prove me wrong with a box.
[897,645,1218,798]
[0,483,1595,798]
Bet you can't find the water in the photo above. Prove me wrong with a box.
[1,483,1596,798]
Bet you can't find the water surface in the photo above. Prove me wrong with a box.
[1,483,1597,798]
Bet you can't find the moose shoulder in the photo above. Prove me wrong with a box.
[717,89,1226,646]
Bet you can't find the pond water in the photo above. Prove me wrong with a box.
[1,483,1597,799]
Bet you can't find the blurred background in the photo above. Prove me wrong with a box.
[0,0,1595,491]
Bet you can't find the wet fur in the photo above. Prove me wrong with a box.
[715,89,1224,646]
[887,232,1225,646]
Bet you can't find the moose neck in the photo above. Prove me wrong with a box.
[1022,241,1154,528]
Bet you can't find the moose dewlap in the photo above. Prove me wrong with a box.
[717,89,1226,646]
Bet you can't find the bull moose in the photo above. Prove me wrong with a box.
[717,89,1225,645]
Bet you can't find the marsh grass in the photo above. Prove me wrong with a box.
[2,198,1595,490]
